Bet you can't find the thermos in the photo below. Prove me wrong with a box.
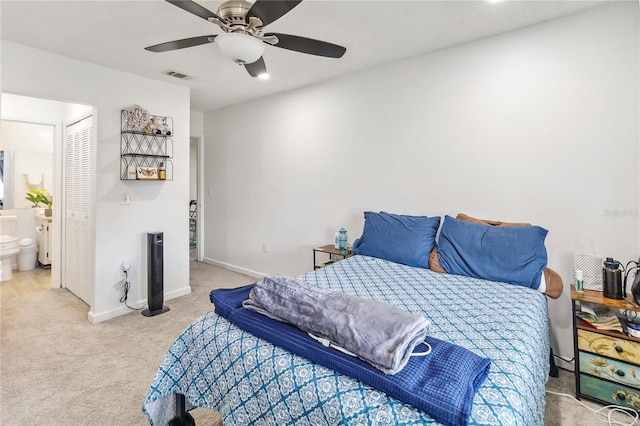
[603,257,624,300]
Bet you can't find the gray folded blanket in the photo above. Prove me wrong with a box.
[242,275,430,375]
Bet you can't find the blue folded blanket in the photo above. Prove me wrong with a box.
[211,285,491,426]
[242,275,430,375]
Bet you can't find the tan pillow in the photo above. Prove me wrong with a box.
[428,213,563,299]
[543,268,563,299]
[455,213,531,227]
[429,248,446,273]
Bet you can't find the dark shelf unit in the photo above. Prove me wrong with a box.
[120,110,174,181]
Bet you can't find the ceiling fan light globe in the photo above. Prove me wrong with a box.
[216,32,265,64]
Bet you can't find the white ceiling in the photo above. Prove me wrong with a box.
[1,0,608,112]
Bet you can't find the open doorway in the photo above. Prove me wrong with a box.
[0,93,93,302]
[189,136,200,261]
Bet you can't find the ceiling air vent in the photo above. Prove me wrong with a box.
[163,70,190,80]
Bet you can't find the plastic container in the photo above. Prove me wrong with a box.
[338,228,348,253]
[575,270,584,292]
[18,238,38,271]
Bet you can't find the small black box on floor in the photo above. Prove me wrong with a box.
[142,232,170,317]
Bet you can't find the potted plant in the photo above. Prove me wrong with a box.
[40,191,53,217]
[24,189,52,216]
[25,188,42,208]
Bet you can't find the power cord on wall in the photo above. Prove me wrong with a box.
[546,390,638,426]
[119,270,141,310]
[553,353,575,364]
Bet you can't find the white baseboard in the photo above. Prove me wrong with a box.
[202,257,266,279]
[88,285,192,323]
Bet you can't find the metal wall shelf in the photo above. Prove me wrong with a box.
[120,110,174,181]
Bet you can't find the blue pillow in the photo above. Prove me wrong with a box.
[352,211,440,268]
[437,215,548,289]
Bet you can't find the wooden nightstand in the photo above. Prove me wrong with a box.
[571,286,640,410]
[313,244,352,270]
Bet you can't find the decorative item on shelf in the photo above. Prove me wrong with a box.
[158,162,166,180]
[137,167,158,180]
[149,116,172,136]
[127,165,137,180]
[123,104,149,132]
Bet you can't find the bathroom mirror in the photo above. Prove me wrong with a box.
[0,120,54,210]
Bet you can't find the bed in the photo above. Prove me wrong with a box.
[142,252,550,425]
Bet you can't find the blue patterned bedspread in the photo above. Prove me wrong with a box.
[143,255,549,425]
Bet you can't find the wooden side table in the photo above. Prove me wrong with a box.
[571,286,640,410]
[313,244,352,270]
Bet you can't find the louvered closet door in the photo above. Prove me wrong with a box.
[64,116,95,305]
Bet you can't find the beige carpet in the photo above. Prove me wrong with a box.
[1,258,253,426]
[0,259,632,425]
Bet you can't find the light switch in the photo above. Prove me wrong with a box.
[122,193,130,205]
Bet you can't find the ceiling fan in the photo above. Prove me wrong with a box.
[145,0,347,78]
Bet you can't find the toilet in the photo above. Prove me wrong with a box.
[0,215,19,282]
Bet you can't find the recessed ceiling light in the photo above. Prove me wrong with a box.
[487,0,506,3]
[258,73,270,80]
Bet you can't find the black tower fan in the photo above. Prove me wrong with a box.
[142,232,170,317]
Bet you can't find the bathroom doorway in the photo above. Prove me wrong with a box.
[0,93,93,298]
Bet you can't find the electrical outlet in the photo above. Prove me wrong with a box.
[263,242,269,253]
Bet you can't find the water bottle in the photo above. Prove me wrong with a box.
[334,232,339,249]
[338,228,348,253]
[575,270,584,293]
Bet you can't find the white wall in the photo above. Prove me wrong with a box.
[1,41,191,322]
[190,111,204,135]
[203,2,639,368]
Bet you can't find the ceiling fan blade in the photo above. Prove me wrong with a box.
[245,57,267,78]
[266,33,346,58]
[247,0,302,27]
[165,0,225,23]
[145,35,216,53]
